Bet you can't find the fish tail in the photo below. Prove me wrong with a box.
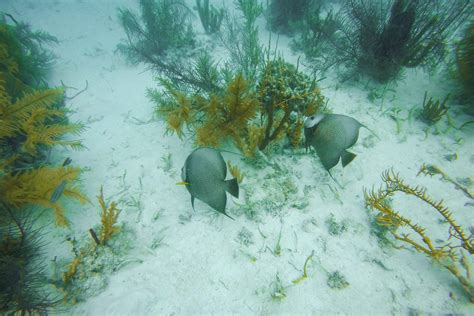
[341,150,357,167]
[362,124,380,140]
[225,178,239,198]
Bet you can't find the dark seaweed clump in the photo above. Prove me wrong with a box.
[266,0,315,34]
[0,15,76,172]
[0,205,58,314]
[1,16,83,311]
[329,0,471,83]
[456,21,474,114]
[291,4,340,67]
[0,14,58,98]
[117,0,195,68]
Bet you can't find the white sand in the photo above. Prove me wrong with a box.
[1,0,473,314]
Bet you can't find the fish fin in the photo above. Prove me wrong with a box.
[341,150,357,167]
[191,196,195,211]
[205,192,232,218]
[222,212,235,220]
[317,149,341,171]
[328,170,343,189]
[225,178,239,198]
[361,124,380,140]
[218,149,244,157]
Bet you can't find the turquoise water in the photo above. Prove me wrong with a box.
[0,0,472,314]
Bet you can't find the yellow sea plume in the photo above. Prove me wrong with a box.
[195,74,259,149]
[0,80,83,156]
[227,160,245,184]
[63,257,81,284]
[236,124,264,157]
[0,35,19,76]
[288,117,304,148]
[97,186,121,244]
[365,168,473,302]
[0,166,88,226]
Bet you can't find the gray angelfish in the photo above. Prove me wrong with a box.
[304,113,376,171]
[179,147,239,219]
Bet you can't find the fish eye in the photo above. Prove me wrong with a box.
[311,116,315,120]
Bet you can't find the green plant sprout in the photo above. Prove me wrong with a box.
[238,249,257,263]
[420,91,449,124]
[160,153,173,173]
[266,229,282,256]
[382,107,409,136]
[292,250,315,284]
[151,227,169,249]
[270,273,286,300]
[116,171,144,222]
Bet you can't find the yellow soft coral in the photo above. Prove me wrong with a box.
[0,78,83,160]
[288,117,304,148]
[0,166,88,226]
[227,160,245,183]
[365,168,474,302]
[97,186,121,244]
[21,107,84,154]
[195,74,259,149]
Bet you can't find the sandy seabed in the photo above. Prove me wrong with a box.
[1,0,473,315]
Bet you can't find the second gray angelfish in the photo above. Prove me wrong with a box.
[304,113,373,171]
[180,147,239,219]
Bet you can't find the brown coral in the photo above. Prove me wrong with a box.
[153,58,325,156]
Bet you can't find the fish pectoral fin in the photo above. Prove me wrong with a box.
[207,193,226,214]
[191,196,195,211]
[328,170,343,189]
[341,150,357,167]
[362,124,380,140]
[205,192,234,219]
[317,148,341,171]
[225,178,239,198]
